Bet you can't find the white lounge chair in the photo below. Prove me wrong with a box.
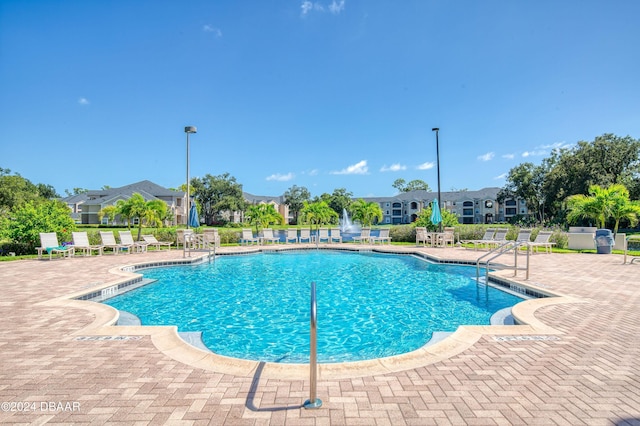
[100,231,131,255]
[528,231,555,254]
[202,228,220,248]
[462,228,495,250]
[285,228,299,243]
[486,229,509,249]
[37,232,74,260]
[372,228,392,244]
[436,227,455,248]
[241,229,260,245]
[142,234,173,250]
[119,230,148,253]
[72,231,103,256]
[416,227,431,246]
[299,228,312,243]
[330,228,342,243]
[317,228,330,243]
[260,228,279,245]
[176,229,194,249]
[352,228,371,244]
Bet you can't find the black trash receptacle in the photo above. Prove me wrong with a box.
[595,229,614,254]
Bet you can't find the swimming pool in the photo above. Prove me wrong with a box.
[104,250,525,363]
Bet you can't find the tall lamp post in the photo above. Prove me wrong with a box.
[432,127,442,232]
[185,126,197,228]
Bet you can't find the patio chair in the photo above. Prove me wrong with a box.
[486,228,509,249]
[176,229,194,249]
[352,227,371,244]
[37,232,75,260]
[72,231,103,256]
[462,228,496,250]
[438,227,455,247]
[371,228,392,244]
[119,230,148,253]
[202,228,220,248]
[317,228,330,243]
[528,231,555,254]
[142,234,173,251]
[285,228,299,243]
[260,228,279,245]
[416,227,430,246]
[240,229,260,245]
[330,228,342,243]
[299,228,312,243]
[100,231,132,255]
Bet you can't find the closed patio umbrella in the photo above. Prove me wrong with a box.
[430,198,442,227]
[188,202,200,228]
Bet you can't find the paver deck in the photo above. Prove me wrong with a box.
[0,244,639,425]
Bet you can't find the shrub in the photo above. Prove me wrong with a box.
[4,200,76,251]
[388,225,415,243]
[0,242,32,256]
[219,228,241,244]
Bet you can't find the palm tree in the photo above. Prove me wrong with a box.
[566,184,638,234]
[245,203,284,233]
[116,193,168,240]
[349,199,383,227]
[299,201,338,233]
[608,185,640,235]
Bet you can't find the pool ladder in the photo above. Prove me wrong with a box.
[303,281,322,409]
[476,241,531,283]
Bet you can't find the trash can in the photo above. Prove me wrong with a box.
[594,229,614,254]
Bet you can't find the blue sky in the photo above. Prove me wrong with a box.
[1,1,639,198]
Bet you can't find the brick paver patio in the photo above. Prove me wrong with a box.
[0,244,639,425]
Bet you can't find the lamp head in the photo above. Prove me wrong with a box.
[432,127,439,132]
[184,126,197,134]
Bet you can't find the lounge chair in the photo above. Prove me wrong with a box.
[528,231,555,254]
[317,228,330,243]
[100,231,132,255]
[142,234,173,250]
[352,227,371,244]
[371,228,392,244]
[435,227,455,247]
[285,228,299,243]
[299,228,312,243]
[240,229,260,245]
[462,228,495,250]
[119,230,148,253]
[330,228,342,243]
[260,228,279,245]
[37,232,75,260]
[486,228,509,249]
[72,231,103,256]
[202,228,220,248]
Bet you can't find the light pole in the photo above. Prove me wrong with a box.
[185,126,197,228]
[432,127,442,232]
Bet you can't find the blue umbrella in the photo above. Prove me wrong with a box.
[188,202,200,228]
[430,198,442,226]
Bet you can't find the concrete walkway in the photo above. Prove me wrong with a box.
[0,245,639,425]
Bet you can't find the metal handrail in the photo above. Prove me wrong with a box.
[624,235,640,264]
[304,281,322,409]
[476,240,531,282]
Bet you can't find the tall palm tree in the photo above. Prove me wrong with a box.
[245,203,283,233]
[116,193,168,240]
[566,184,637,234]
[349,199,383,227]
[608,185,640,235]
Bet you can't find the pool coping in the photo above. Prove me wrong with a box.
[36,245,584,380]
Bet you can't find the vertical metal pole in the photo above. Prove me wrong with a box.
[432,128,442,232]
[304,281,322,409]
[186,131,190,229]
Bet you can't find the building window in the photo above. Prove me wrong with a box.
[506,208,517,215]
[392,202,401,208]
[463,201,473,207]
[463,208,473,215]
[410,202,418,209]
[392,209,402,216]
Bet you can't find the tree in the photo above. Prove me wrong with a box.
[191,173,246,225]
[414,205,459,231]
[98,205,118,225]
[0,169,41,214]
[498,162,547,223]
[283,185,310,224]
[566,184,634,232]
[327,188,353,216]
[115,193,168,240]
[65,188,89,197]
[349,199,383,227]
[393,178,430,192]
[2,200,76,249]
[299,201,338,232]
[608,185,640,234]
[245,204,284,233]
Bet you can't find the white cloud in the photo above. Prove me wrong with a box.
[301,1,324,15]
[329,0,345,14]
[478,152,495,162]
[494,173,507,180]
[203,25,222,37]
[522,150,546,158]
[380,163,406,172]
[307,169,319,176]
[502,153,515,160]
[266,172,294,182]
[331,160,368,175]
[540,141,573,150]
[416,162,435,170]
[78,97,89,105]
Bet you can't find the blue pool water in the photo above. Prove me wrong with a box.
[104,250,524,363]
